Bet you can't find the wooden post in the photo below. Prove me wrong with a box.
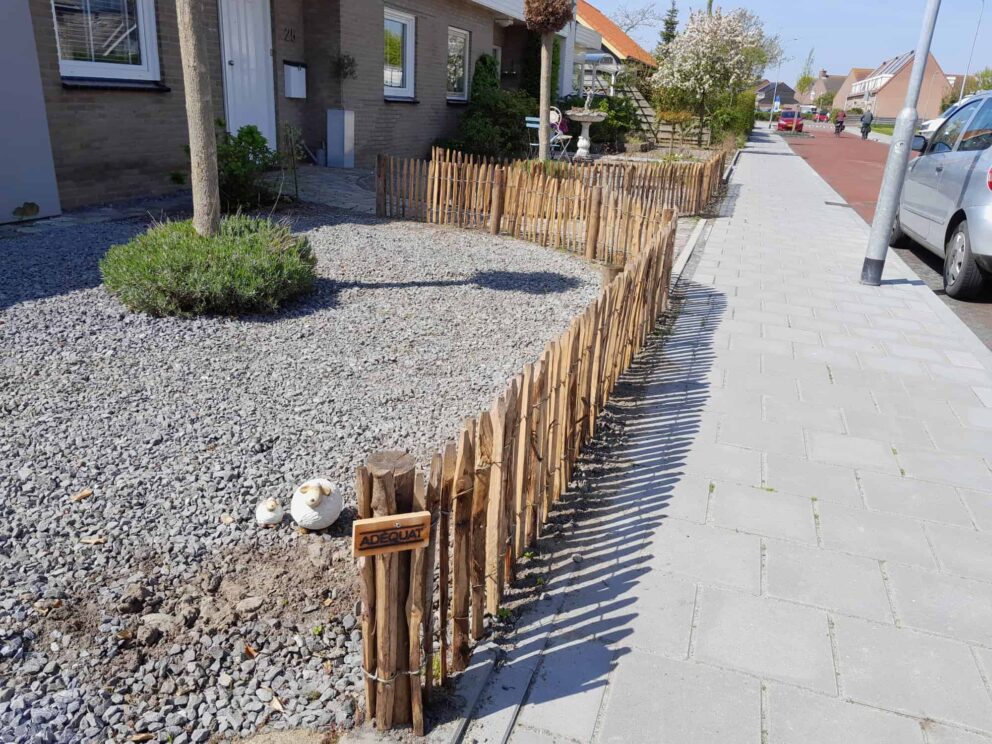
[439,442,456,687]
[376,154,386,217]
[407,471,427,736]
[367,450,417,729]
[452,422,475,671]
[490,166,505,235]
[485,393,507,614]
[355,467,376,719]
[422,453,443,702]
[471,411,493,640]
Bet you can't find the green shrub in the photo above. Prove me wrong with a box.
[560,94,640,149]
[470,53,500,98]
[100,215,316,317]
[710,92,756,140]
[216,123,278,211]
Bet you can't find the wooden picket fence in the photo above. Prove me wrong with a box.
[354,205,679,733]
[376,146,724,265]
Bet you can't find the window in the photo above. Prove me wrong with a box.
[958,99,992,152]
[51,0,160,80]
[445,27,469,100]
[928,101,980,154]
[384,8,415,99]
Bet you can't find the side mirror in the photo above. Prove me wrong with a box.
[911,135,927,153]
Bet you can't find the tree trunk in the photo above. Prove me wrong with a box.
[176,0,220,237]
[538,32,553,161]
[696,96,705,148]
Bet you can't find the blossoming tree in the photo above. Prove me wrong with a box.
[652,8,764,145]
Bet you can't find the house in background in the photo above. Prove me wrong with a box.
[837,51,950,119]
[754,81,797,113]
[575,0,656,71]
[573,0,659,140]
[831,67,873,112]
[3,0,600,223]
[799,69,846,110]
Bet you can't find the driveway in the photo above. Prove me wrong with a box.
[786,129,992,349]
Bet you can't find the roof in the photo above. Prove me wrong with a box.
[848,67,873,82]
[576,0,657,68]
[821,74,846,95]
[755,82,797,104]
[866,51,914,80]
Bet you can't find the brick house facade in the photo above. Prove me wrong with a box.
[9,0,595,215]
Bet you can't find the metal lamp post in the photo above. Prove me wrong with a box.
[860,0,942,286]
[960,0,985,99]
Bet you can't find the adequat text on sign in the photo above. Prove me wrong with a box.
[351,511,431,558]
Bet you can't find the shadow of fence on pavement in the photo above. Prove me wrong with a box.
[435,272,727,736]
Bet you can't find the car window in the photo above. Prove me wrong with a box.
[958,99,992,152]
[928,101,980,154]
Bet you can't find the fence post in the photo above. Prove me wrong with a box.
[376,154,386,217]
[366,450,417,730]
[585,185,602,261]
[490,166,505,235]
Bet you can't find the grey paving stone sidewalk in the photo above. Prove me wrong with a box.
[457,131,992,744]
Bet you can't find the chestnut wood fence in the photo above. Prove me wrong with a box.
[355,202,679,733]
[375,146,725,266]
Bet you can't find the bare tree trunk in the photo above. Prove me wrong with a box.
[696,96,705,148]
[176,0,220,237]
[538,32,553,161]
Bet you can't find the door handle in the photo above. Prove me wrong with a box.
[228,60,235,66]
[935,165,943,172]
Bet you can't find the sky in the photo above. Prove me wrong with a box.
[593,0,990,87]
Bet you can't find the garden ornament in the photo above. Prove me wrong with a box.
[291,479,343,530]
[254,498,284,528]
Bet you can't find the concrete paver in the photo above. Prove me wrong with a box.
[455,132,992,743]
[833,616,992,731]
[693,588,836,693]
[885,563,992,646]
[710,484,817,543]
[596,654,760,744]
[816,501,937,568]
[765,540,893,622]
[766,684,925,744]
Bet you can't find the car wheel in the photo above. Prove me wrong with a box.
[944,220,987,300]
[889,213,910,248]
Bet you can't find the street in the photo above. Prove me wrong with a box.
[785,129,992,349]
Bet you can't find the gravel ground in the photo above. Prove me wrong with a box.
[0,207,600,742]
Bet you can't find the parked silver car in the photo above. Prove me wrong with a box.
[892,90,992,299]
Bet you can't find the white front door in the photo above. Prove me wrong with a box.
[219,0,277,148]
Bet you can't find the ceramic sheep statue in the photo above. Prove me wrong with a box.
[290,479,343,531]
[254,498,284,528]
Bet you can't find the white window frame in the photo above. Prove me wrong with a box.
[384,7,416,99]
[51,0,160,81]
[446,27,470,101]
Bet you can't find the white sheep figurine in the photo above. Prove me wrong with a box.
[291,479,343,531]
[254,498,284,528]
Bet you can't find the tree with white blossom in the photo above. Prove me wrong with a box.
[652,7,768,145]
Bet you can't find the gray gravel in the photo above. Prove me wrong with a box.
[0,209,600,742]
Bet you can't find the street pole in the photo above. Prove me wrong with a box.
[960,0,985,100]
[768,68,781,130]
[860,0,942,286]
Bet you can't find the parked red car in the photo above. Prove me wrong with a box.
[777,111,804,132]
[815,111,830,122]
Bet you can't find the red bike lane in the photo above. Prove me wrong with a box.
[784,128,888,223]
[781,127,992,347]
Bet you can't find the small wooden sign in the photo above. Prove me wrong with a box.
[352,511,431,558]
